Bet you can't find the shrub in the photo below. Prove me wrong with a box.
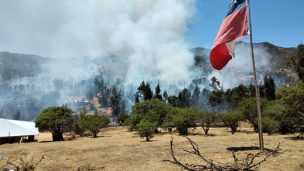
[72,120,85,136]
[117,113,129,125]
[262,117,280,135]
[198,110,217,135]
[129,99,174,130]
[35,106,73,141]
[173,108,197,135]
[222,110,244,134]
[277,81,304,133]
[136,118,156,141]
[79,115,110,138]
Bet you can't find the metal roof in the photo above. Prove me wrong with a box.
[0,118,39,138]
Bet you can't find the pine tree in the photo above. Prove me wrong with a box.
[264,76,276,100]
[145,83,153,100]
[295,44,304,81]
[136,81,153,101]
[178,88,191,108]
[154,83,162,100]
[209,77,221,91]
[192,86,200,108]
[163,90,168,102]
[134,93,140,103]
[110,86,122,122]
[268,76,276,100]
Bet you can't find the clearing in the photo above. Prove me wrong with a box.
[0,127,303,171]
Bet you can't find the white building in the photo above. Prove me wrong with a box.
[0,118,39,144]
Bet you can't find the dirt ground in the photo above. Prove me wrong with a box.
[0,127,303,171]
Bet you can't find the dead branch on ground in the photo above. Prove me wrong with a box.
[164,137,281,171]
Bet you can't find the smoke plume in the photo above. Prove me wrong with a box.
[0,0,196,119]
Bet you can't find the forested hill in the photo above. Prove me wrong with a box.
[0,51,49,81]
[191,42,298,84]
[0,42,298,83]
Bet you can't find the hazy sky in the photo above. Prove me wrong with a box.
[0,0,303,57]
[187,0,304,48]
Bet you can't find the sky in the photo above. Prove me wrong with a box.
[0,0,303,57]
[186,0,304,49]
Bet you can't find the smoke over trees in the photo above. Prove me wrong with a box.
[0,1,300,121]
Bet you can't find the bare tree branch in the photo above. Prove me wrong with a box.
[164,137,282,171]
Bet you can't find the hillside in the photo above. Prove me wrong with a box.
[0,42,298,83]
[0,42,299,120]
[191,42,298,85]
[0,52,49,81]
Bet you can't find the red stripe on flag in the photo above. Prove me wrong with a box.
[210,7,248,70]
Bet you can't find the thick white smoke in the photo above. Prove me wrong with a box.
[0,0,196,88]
[0,0,197,119]
[208,43,273,89]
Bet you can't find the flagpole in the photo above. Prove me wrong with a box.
[246,0,264,151]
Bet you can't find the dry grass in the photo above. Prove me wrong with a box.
[0,127,303,171]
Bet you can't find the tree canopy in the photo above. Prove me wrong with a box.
[35,106,73,141]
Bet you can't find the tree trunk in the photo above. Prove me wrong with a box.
[231,126,237,134]
[204,128,209,135]
[202,124,209,135]
[92,132,97,138]
[146,136,150,142]
[53,132,64,141]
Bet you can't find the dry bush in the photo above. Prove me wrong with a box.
[0,152,6,170]
[164,137,282,171]
[76,164,105,171]
[2,151,45,171]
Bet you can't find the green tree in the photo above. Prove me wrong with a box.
[262,100,284,134]
[191,86,201,108]
[154,83,162,100]
[173,108,198,135]
[293,44,304,81]
[222,110,244,134]
[145,83,153,100]
[79,115,110,138]
[168,95,178,107]
[117,113,129,125]
[237,98,259,130]
[208,90,224,112]
[35,106,73,141]
[129,99,174,130]
[136,81,153,101]
[163,90,168,102]
[178,88,191,108]
[137,118,156,141]
[248,84,256,97]
[197,111,216,135]
[209,77,221,91]
[110,86,121,123]
[264,76,276,100]
[134,93,140,103]
[277,81,304,133]
[225,84,249,109]
[72,119,85,136]
[98,87,111,107]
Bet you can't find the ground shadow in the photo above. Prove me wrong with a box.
[140,139,157,143]
[284,136,304,141]
[97,135,112,138]
[227,146,275,153]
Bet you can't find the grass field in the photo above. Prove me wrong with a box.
[0,127,303,171]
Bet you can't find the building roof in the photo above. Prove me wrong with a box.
[0,118,39,138]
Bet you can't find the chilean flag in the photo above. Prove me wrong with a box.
[210,0,249,70]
